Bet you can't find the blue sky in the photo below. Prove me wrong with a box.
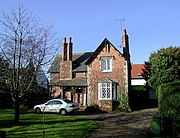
[1,0,180,64]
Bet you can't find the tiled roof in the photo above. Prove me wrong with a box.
[48,52,93,73]
[131,64,145,79]
[49,77,88,86]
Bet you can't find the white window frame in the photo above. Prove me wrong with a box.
[98,81,117,100]
[100,57,112,72]
[98,82,112,100]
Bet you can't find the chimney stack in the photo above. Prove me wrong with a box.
[62,37,73,61]
[62,37,68,61]
[122,29,130,60]
[60,37,73,80]
[67,37,73,61]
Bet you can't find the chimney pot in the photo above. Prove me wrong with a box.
[123,29,127,35]
[64,37,66,43]
[69,37,72,43]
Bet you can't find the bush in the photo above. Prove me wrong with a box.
[85,104,107,113]
[158,81,180,119]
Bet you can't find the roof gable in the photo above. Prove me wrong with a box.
[48,38,123,73]
[86,38,123,64]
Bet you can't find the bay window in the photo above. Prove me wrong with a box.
[98,78,117,100]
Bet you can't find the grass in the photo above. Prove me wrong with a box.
[0,109,98,138]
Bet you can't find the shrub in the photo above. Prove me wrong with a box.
[85,104,107,113]
[158,81,180,119]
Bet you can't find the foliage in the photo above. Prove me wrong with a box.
[0,5,59,123]
[0,54,13,108]
[142,61,151,81]
[158,81,180,119]
[148,46,180,92]
[118,88,131,112]
[131,85,146,91]
[20,86,49,108]
[0,54,10,93]
[0,109,98,138]
[85,104,105,113]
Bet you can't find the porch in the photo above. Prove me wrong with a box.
[49,77,88,106]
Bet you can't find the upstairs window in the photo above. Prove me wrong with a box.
[101,57,112,72]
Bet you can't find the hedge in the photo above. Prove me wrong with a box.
[158,81,180,119]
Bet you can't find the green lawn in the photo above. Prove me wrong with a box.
[0,109,98,138]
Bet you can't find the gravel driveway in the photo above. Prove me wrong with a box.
[79,108,158,137]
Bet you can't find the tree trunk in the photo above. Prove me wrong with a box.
[14,98,20,124]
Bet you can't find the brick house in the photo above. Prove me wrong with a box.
[48,29,131,111]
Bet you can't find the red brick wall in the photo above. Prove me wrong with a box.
[88,44,125,110]
[60,61,72,79]
[73,72,86,78]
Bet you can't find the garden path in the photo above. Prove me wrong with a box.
[80,108,158,137]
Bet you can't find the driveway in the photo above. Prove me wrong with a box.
[79,108,158,137]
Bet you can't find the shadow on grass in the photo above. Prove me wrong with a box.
[0,120,14,128]
[1,108,157,129]
[0,115,95,128]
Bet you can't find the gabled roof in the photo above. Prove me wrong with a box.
[131,64,145,79]
[48,38,123,73]
[48,52,93,73]
[86,38,123,64]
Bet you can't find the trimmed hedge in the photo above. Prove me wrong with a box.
[158,81,180,119]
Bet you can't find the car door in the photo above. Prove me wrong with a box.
[44,101,54,112]
[52,100,63,113]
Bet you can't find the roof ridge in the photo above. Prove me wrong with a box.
[56,52,93,56]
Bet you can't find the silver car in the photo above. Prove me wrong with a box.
[34,99,79,115]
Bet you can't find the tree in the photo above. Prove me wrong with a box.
[0,5,59,123]
[148,46,180,92]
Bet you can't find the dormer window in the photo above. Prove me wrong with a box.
[101,57,112,72]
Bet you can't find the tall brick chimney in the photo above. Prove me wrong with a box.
[62,37,68,61]
[122,29,131,106]
[60,37,73,80]
[67,37,73,61]
[122,29,130,60]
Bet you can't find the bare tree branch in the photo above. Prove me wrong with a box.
[0,5,60,123]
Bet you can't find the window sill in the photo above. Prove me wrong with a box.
[101,70,112,73]
[98,99,112,100]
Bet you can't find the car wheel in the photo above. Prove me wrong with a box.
[35,108,41,114]
[60,109,67,115]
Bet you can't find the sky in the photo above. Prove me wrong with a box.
[1,0,180,64]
